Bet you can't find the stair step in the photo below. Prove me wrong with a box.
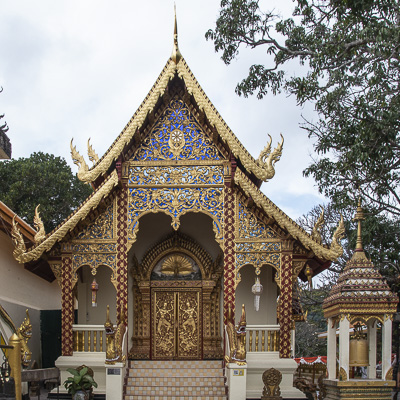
[127,377,225,387]
[124,397,226,400]
[125,386,226,396]
[128,368,224,378]
[129,360,222,369]
[124,360,227,400]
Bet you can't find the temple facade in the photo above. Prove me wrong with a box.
[11,22,345,399]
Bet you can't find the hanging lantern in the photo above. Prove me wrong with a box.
[91,278,99,307]
[305,265,313,289]
[251,277,263,312]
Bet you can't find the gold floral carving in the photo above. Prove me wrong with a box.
[72,252,117,289]
[11,170,119,263]
[339,367,348,381]
[235,253,280,289]
[75,203,114,240]
[237,201,278,239]
[161,254,193,276]
[49,261,62,287]
[293,261,306,281]
[132,99,221,162]
[128,187,223,240]
[127,165,224,187]
[139,231,220,281]
[33,205,46,244]
[234,169,345,261]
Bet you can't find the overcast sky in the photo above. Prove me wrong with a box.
[0,0,327,221]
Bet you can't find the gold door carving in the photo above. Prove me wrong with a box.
[152,288,201,359]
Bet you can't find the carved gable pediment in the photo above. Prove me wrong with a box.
[131,99,224,162]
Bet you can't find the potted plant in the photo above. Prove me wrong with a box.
[63,366,98,400]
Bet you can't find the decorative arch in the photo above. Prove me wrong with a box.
[136,231,215,281]
[235,254,281,289]
[127,187,224,244]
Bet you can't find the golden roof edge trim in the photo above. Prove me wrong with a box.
[234,169,344,261]
[176,59,283,182]
[12,170,119,264]
[72,60,177,182]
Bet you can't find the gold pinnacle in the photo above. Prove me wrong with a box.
[352,198,367,260]
[171,3,182,64]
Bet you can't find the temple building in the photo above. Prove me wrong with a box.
[11,17,345,399]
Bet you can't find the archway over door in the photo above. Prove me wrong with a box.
[129,231,223,360]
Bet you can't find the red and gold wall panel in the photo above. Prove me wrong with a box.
[279,253,293,358]
[223,187,235,322]
[116,187,128,320]
[61,256,74,356]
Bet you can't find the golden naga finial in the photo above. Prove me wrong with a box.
[11,217,26,262]
[104,306,127,365]
[256,134,284,181]
[87,138,99,165]
[17,309,32,367]
[171,3,182,64]
[70,139,89,181]
[352,198,367,261]
[329,214,345,259]
[311,206,325,244]
[33,205,46,244]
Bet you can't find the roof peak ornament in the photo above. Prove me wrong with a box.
[352,198,367,261]
[171,3,182,64]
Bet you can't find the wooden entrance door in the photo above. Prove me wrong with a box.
[151,287,202,359]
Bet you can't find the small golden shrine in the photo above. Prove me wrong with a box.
[323,200,398,399]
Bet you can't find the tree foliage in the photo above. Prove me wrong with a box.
[207,0,400,216]
[0,152,93,232]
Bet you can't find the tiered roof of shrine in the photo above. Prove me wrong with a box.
[323,201,398,320]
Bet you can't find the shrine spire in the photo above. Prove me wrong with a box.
[352,197,367,261]
[171,3,182,64]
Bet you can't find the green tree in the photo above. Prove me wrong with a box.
[0,152,93,232]
[206,0,400,216]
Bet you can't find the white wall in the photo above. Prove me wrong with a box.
[0,231,61,310]
[235,264,278,325]
[77,265,117,325]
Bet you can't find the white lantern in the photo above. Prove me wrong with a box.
[252,277,263,312]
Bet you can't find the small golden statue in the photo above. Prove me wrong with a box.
[225,304,246,365]
[104,306,127,365]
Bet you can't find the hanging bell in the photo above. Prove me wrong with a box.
[349,325,369,367]
[251,277,263,312]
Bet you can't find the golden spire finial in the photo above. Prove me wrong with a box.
[171,3,182,64]
[352,198,367,260]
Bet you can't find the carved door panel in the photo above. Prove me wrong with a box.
[152,288,201,360]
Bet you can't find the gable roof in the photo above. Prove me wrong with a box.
[11,28,344,266]
[71,55,283,185]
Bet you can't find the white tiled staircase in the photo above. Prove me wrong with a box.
[124,360,227,400]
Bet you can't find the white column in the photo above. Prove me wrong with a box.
[339,315,350,380]
[382,316,393,380]
[327,317,337,379]
[226,363,247,400]
[105,362,126,400]
[367,319,377,379]
[291,327,296,357]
